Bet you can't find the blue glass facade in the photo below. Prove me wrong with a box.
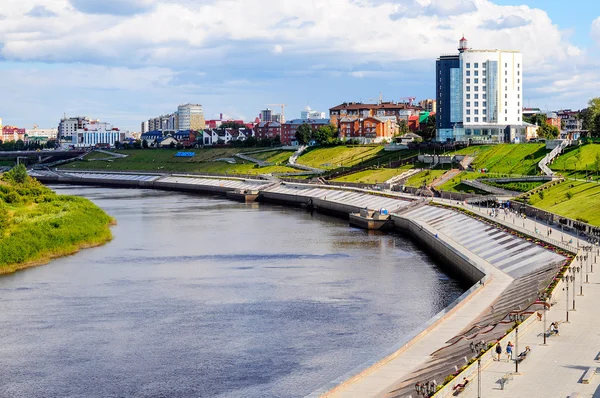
[486,61,498,123]
[436,55,460,141]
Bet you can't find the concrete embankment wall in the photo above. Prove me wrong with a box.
[392,214,486,285]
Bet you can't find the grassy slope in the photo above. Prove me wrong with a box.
[296,146,383,169]
[250,150,294,164]
[63,149,299,174]
[551,144,600,171]
[405,170,448,187]
[333,165,414,184]
[528,180,600,225]
[468,144,547,175]
[0,173,113,274]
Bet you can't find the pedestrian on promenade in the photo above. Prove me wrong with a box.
[495,341,502,361]
[506,341,514,361]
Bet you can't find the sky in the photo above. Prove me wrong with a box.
[0,0,599,132]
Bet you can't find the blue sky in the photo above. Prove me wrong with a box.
[0,0,599,131]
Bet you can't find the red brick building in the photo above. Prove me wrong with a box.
[281,119,330,145]
[254,121,281,140]
[2,126,26,142]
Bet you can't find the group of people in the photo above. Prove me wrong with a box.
[495,341,514,361]
[550,322,560,336]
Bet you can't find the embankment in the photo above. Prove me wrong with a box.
[0,167,114,275]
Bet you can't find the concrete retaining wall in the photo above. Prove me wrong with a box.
[392,215,486,285]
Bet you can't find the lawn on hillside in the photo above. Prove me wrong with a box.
[550,144,600,181]
[467,144,547,175]
[296,146,383,169]
[436,172,486,192]
[249,150,294,164]
[528,180,600,225]
[405,170,448,188]
[333,165,414,184]
[62,148,299,174]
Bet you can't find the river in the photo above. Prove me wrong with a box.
[0,186,465,397]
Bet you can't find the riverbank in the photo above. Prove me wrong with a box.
[0,165,114,275]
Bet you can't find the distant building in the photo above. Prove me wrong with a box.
[557,109,582,131]
[301,106,326,120]
[58,116,90,141]
[177,103,205,130]
[329,102,421,131]
[522,108,543,118]
[418,99,437,113]
[545,112,561,129]
[2,126,26,142]
[254,121,281,140]
[72,120,124,148]
[141,121,149,134]
[281,118,330,145]
[26,126,58,142]
[436,37,524,143]
[260,108,273,123]
[339,116,398,144]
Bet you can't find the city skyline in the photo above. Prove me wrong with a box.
[0,0,599,131]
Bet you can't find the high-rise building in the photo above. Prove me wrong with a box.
[301,106,326,120]
[260,108,273,123]
[177,103,205,131]
[436,37,524,143]
[58,116,91,140]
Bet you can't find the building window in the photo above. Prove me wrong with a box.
[518,63,520,68]
[474,94,479,99]
[505,101,508,106]
[474,70,479,76]
[505,63,508,67]
[466,86,470,92]
[483,87,486,92]
[518,117,520,121]
[505,94,507,99]
[518,86,520,91]
[466,78,471,84]
[466,71,471,76]
[466,101,471,107]
[467,117,471,122]
[475,109,479,115]
[505,86,508,91]
[518,79,520,83]
[483,94,487,99]
[483,117,487,122]
[474,63,479,68]
[505,109,508,114]
[475,101,479,107]
[505,117,508,121]
[475,117,479,122]
[466,94,471,99]
[518,109,520,114]
[483,108,487,114]
[474,78,479,84]
[518,102,520,106]
[483,78,487,84]
[518,71,520,76]
[483,101,487,107]
[518,94,520,99]
[467,109,471,115]
[466,63,471,68]
[474,86,478,91]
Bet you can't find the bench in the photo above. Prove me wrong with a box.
[515,348,531,364]
[581,367,597,384]
[499,372,513,390]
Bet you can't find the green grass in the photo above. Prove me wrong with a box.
[484,180,545,193]
[249,150,294,164]
[0,167,113,274]
[550,144,600,176]
[405,170,448,188]
[436,172,485,192]
[333,165,414,184]
[63,148,299,175]
[297,146,383,169]
[528,180,600,225]
[468,144,547,175]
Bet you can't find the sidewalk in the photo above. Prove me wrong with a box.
[459,261,600,398]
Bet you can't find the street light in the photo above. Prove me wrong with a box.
[509,312,526,374]
[538,292,550,346]
[562,275,574,323]
[569,266,580,308]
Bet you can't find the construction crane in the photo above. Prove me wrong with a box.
[368,92,384,105]
[399,97,416,106]
[266,104,287,123]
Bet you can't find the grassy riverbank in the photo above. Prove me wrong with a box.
[0,165,114,274]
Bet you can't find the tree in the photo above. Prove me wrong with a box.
[295,123,313,145]
[538,123,560,139]
[169,141,176,149]
[313,125,335,144]
[421,114,436,141]
[142,139,149,149]
[4,164,28,184]
[399,119,409,135]
[220,121,245,129]
[114,141,122,149]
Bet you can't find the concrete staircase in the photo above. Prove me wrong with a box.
[461,179,521,197]
[430,168,461,188]
[538,140,569,176]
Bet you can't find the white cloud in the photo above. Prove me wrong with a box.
[273,44,283,54]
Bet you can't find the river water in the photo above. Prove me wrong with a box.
[0,186,465,398]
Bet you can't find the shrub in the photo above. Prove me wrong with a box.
[566,191,573,200]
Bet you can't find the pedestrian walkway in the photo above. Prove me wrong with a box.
[459,254,600,398]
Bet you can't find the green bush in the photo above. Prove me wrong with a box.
[566,191,573,200]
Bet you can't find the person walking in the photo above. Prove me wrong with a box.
[495,341,502,361]
[506,341,514,361]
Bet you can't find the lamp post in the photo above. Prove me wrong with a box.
[538,293,550,346]
[509,312,526,374]
[570,266,579,308]
[562,275,574,323]
[478,357,482,398]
